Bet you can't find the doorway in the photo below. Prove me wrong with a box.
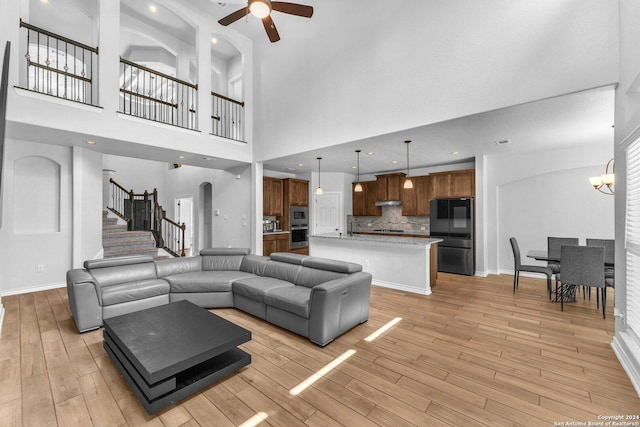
[314,192,342,235]
[176,196,193,256]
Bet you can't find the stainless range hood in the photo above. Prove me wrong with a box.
[375,200,402,207]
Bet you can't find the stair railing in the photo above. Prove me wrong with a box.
[108,178,186,257]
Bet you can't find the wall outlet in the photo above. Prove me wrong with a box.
[37,264,44,272]
[420,226,426,231]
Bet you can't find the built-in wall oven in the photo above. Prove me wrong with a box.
[290,207,309,249]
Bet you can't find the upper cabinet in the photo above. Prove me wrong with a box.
[402,175,431,216]
[430,169,475,199]
[376,173,405,201]
[352,181,381,216]
[284,178,309,207]
[263,177,283,216]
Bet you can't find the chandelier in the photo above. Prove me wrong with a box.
[589,158,614,195]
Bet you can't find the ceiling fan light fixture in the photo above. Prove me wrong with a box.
[249,0,271,19]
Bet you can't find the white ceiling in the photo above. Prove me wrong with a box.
[16,0,615,175]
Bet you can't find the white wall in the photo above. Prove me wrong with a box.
[254,0,618,161]
[481,144,614,277]
[0,140,73,294]
[73,147,103,267]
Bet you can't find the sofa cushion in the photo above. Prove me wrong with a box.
[154,256,202,278]
[101,279,170,307]
[164,271,257,293]
[295,267,347,288]
[302,257,363,274]
[89,262,157,288]
[240,254,271,275]
[269,252,308,265]
[201,248,250,271]
[263,261,302,284]
[232,277,294,302]
[264,286,311,318]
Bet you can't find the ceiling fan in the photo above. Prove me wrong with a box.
[218,0,314,43]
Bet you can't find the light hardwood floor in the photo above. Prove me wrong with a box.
[0,273,639,426]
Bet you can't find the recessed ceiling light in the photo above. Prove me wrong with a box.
[451,151,460,155]
[286,167,296,171]
[85,140,96,145]
[351,165,357,169]
[149,5,158,13]
[211,38,218,44]
[177,155,185,159]
[297,163,304,167]
[391,160,398,164]
[40,0,49,4]
[367,152,374,156]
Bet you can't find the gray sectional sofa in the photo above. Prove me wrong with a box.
[66,248,372,346]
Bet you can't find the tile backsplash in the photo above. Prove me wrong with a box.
[348,206,429,234]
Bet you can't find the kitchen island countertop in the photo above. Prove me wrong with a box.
[309,233,440,295]
[312,233,441,246]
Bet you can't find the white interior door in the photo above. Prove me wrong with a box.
[314,192,341,235]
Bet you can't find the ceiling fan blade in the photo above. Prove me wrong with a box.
[262,15,281,42]
[271,2,314,18]
[218,7,250,26]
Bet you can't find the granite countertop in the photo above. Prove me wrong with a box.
[353,230,430,237]
[311,232,442,246]
[263,230,290,235]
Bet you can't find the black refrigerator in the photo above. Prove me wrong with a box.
[429,198,474,276]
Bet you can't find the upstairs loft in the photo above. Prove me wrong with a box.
[2,0,254,171]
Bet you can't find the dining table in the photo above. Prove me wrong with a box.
[526,248,613,304]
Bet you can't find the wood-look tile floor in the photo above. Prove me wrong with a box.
[1,273,639,426]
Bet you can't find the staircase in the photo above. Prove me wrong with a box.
[102,210,158,258]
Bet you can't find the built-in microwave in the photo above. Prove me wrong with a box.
[290,206,308,225]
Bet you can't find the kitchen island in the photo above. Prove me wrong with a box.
[309,233,441,295]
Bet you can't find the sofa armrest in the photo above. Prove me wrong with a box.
[308,272,372,346]
[66,269,102,333]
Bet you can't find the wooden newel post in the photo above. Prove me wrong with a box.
[143,190,149,230]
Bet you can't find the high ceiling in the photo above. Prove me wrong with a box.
[18,0,615,175]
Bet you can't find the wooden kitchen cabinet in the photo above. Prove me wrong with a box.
[402,175,431,216]
[263,232,290,256]
[285,178,309,206]
[430,169,475,199]
[263,177,283,216]
[353,181,381,216]
[376,173,405,202]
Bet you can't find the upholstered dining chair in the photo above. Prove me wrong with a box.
[586,238,615,279]
[509,237,552,297]
[556,245,606,317]
[547,237,579,285]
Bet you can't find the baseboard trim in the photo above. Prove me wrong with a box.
[612,332,640,398]
[373,281,431,296]
[2,282,66,297]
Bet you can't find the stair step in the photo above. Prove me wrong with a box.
[104,247,159,258]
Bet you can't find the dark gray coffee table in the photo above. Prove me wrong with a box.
[103,300,251,414]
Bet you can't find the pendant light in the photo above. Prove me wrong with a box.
[316,157,323,195]
[354,150,363,192]
[403,140,413,189]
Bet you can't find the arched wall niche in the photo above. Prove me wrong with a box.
[13,155,61,234]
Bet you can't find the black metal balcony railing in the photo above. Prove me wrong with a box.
[20,20,98,106]
[119,58,198,131]
[211,91,245,142]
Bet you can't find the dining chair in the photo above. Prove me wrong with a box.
[510,237,553,297]
[586,238,615,279]
[547,236,579,276]
[556,245,606,317]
